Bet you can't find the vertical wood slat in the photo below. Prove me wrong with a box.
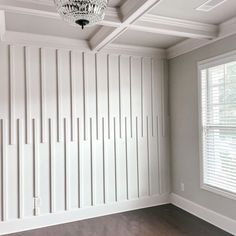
[82,52,86,141]
[8,45,15,145]
[161,60,166,137]
[56,50,62,142]
[135,117,140,198]
[129,57,133,138]
[90,118,95,206]
[146,117,151,196]
[64,118,70,211]
[107,55,110,139]
[95,54,99,140]
[32,119,40,216]
[124,117,129,200]
[49,119,55,213]
[24,47,31,144]
[17,119,24,219]
[77,118,81,208]
[113,118,118,202]
[141,58,144,137]
[1,119,7,221]
[118,56,122,139]
[102,118,106,204]
[156,116,162,195]
[39,48,46,143]
[69,51,76,142]
[151,59,154,137]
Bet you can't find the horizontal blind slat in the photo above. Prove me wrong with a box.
[201,60,236,195]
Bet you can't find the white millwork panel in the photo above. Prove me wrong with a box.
[0,41,169,235]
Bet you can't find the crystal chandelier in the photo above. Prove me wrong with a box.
[54,0,109,29]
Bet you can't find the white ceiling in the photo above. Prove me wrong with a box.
[114,30,185,49]
[108,0,126,7]
[1,0,236,51]
[5,12,101,40]
[150,0,236,24]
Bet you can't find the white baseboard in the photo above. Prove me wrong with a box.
[170,193,236,235]
[0,194,169,235]
[1,193,235,235]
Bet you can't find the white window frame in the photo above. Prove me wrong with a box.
[198,50,236,201]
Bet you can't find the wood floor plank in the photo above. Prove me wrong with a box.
[6,204,232,236]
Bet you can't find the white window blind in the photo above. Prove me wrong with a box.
[200,58,236,199]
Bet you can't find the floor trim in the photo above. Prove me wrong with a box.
[170,193,236,235]
[0,194,169,235]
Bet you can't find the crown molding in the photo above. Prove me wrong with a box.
[0,10,5,40]
[103,43,166,59]
[1,31,90,50]
[141,14,218,32]
[167,38,209,59]
[131,14,218,39]
[167,16,236,59]
[0,30,166,59]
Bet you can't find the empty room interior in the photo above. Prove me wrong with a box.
[0,0,236,235]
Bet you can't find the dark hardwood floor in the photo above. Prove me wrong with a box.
[8,204,232,236]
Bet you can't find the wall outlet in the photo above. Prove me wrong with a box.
[181,183,185,192]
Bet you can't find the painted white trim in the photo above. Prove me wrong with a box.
[167,16,236,59]
[0,31,166,58]
[198,49,236,68]
[103,43,166,59]
[170,193,236,235]
[0,10,5,40]
[1,31,90,50]
[167,38,210,59]
[131,14,218,39]
[89,0,162,51]
[0,194,170,235]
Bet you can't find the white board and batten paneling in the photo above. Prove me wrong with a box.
[0,41,170,235]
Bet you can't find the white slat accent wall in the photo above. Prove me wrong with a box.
[0,42,169,234]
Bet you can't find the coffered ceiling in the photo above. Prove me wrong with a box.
[1,0,236,58]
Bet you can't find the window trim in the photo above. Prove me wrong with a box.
[198,51,236,201]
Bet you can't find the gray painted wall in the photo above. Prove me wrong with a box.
[169,34,236,220]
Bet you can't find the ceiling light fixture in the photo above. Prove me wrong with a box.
[54,0,109,29]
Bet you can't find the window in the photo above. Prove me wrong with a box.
[198,52,236,200]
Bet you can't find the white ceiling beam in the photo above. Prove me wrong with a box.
[0,0,121,27]
[167,16,236,59]
[89,0,162,51]
[0,10,6,40]
[131,14,218,39]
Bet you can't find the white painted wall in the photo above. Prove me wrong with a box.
[0,42,170,234]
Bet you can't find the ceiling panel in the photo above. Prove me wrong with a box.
[5,12,101,40]
[108,0,127,7]
[150,0,236,24]
[114,29,186,49]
